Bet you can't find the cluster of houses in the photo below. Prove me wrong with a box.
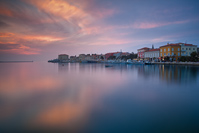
[138,43,199,61]
[49,42,199,63]
[49,51,134,63]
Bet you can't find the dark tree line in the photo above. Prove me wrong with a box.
[107,54,137,60]
[179,52,198,62]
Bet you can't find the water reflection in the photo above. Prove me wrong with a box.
[0,62,199,132]
[137,65,199,84]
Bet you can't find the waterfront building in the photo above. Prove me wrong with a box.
[144,48,160,61]
[160,43,181,60]
[58,54,69,60]
[137,47,150,58]
[70,56,78,62]
[79,54,86,60]
[179,43,197,56]
[104,52,115,60]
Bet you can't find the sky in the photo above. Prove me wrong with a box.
[0,0,199,61]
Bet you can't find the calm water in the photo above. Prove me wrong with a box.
[0,62,199,132]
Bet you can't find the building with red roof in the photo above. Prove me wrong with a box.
[160,43,181,60]
[179,43,197,56]
[144,48,160,61]
[137,47,150,58]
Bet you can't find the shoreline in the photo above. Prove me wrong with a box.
[153,62,199,66]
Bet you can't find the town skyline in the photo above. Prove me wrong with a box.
[0,0,199,61]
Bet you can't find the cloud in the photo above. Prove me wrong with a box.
[23,35,64,42]
[0,0,198,59]
[0,43,40,55]
[133,20,190,29]
[0,32,14,37]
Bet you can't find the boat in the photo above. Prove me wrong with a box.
[87,60,98,63]
[105,64,113,67]
[126,59,133,64]
[144,61,154,65]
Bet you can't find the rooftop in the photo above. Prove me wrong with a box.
[145,48,160,52]
[138,47,150,50]
[160,43,196,48]
[160,43,180,47]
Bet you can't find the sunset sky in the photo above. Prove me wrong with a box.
[0,0,199,61]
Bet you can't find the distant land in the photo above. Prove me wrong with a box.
[0,61,33,63]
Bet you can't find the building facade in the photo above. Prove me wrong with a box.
[79,54,86,61]
[58,54,69,60]
[137,47,150,58]
[160,44,181,60]
[144,49,160,61]
[179,43,197,56]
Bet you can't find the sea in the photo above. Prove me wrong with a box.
[0,62,199,132]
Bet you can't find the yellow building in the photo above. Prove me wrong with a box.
[160,43,181,61]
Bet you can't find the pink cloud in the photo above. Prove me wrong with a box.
[0,44,40,55]
[133,20,190,29]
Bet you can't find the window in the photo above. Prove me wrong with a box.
[172,52,174,56]
[178,52,180,56]
[164,53,166,56]
[160,49,162,52]
[189,48,191,50]
[172,48,174,51]
[168,48,170,51]
[193,48,195,50]
[182,48,184,50]
[161,53,162,56]
[186,48,188,50]
[168,53,170,56]
[178,48,180,51]
[164,49,166,52]
[186,52,188,55]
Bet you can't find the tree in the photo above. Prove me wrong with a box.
[191,52,197,57]
[100,56,104,60]
[190,52,198,62]
[164,56,170,62]
[121,55,127,60]
[108,56,116,60]
[127,54,137,59]
[180,56,186,62]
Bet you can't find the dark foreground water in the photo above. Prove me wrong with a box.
[0,62,199,133]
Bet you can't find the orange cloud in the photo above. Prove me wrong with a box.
[0,32,65,55]
[0,5,13,17]
[26,0,117,36]
[0,32,14,37]
[23,35,64,42]
[27,0,93,29]
[0,45,40,55]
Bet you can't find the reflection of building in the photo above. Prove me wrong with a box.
[179,43,197,56]
[137,47,150,58]
[58,54,69,61]
[159,65,198,84]
[144,48,160,61]
[160,43,181,60]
